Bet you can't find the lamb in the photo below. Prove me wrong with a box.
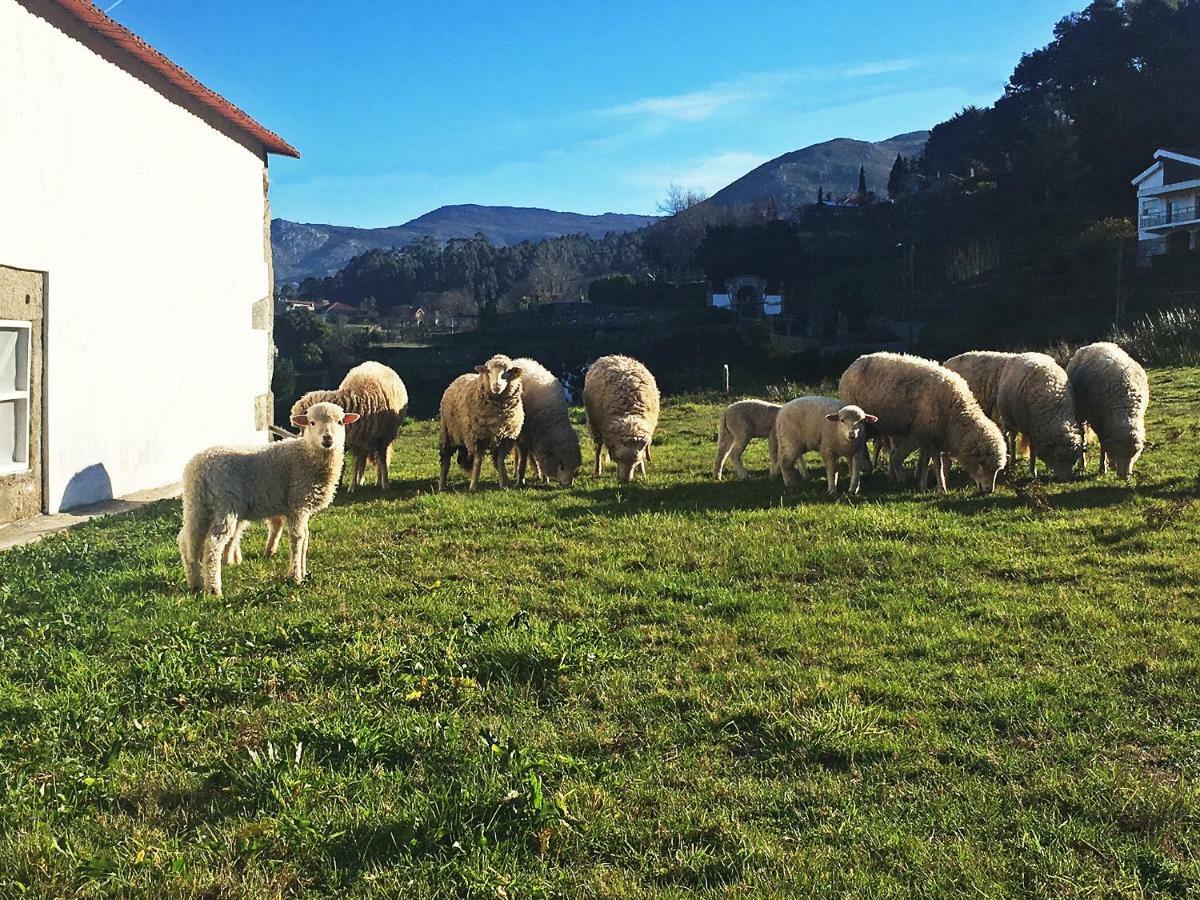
[510,357,581,487]
[290,361,408,492]
[438,354,525,491]
[769,397,876,495]
[1065,341,1149,479]
[839,352,1007,493]
[177,401,358,597]
[713,399,781,480]
[943,351,1017,422]
[995,352,1084,480]
[583,355,660,483]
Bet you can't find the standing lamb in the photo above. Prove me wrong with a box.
[769,397,877,495]
[943,351,1017,422]
[713,399,781,480]
[438,354,525,491]
[995,352,1084,480]
[290,361,408,492]
[1066,341,1149,479]
[839,352,1007,493]
[511,357,581,486]
[177,401,358,597]
[584,355,660,484]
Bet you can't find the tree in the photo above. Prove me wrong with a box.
[816,186,824,204]
[857,166,868,197]
[887,154,911,200]
[657,184,708,216]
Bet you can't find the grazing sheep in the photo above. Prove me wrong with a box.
[713,399,781,480]
[511,357,581,487]
[438,354,525,491]
[839,352,1006,493]
[769,397,876,495]
[943,351,1017,422]
[290,361,408,492]
[1066,341,1149,479]
[177,401,358,597]
[996,352,1084,480]
[584,355,660,484]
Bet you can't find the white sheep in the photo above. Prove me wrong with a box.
[713,399,781,480]
[1066,341,1149,479]
[438,354,525,491]
[769,397,877,495]
[510,357,581,487]
[177,401,358,597]
[943,351,1016,422]
[583,355,660,483]
[995,352,1084,480]
[839,352,1007,493]
[290,361,408,492]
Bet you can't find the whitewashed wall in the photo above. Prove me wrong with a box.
[0,0,271,512]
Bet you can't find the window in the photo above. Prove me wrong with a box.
[0,321,32,475]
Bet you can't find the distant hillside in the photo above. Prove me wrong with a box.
[273,205,659,283]
[706,131,929,210]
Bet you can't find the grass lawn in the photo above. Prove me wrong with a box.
[1,368,1199,898]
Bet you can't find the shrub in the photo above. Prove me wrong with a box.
[1112,308,1200,367]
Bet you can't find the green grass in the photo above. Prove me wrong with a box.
[1,369,1199,898]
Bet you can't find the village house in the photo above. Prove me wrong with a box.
[1132,149,1200,264]
[0,0,298,524]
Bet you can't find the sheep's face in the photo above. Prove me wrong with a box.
[475,357,523,396]
[1107,438,1144,480]
[613,438,649,484]
[960,444,1005,494]
[291,402,359,452]
[825,406,878,448]
[1043,432,1086,481]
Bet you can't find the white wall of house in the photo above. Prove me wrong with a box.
[0,0,271,512]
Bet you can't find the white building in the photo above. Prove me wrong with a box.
[0,0,298,524]
[1132,149,1200,264]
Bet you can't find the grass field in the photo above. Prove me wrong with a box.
[1,369,1199,897]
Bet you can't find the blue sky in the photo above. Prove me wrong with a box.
[106,0,1083,227]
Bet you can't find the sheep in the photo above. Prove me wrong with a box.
[769,397,877,495]
[438,354,525,491]
[177,401,358,597]
[995,352,1084,480]
[713,399,781,480]
[508,357,581,487]
[839,352,1007,493]
[583,355,660,483]
[1066,341,1149,479]
[290,361,408,492]
[943,351,1017,422]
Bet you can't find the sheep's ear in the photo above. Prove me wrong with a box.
[341,413,360,425]
[291,414,310,428]
[825,413,840,422]
[864,414,878,423]
[508,367,524,380]
[475,365,488,374]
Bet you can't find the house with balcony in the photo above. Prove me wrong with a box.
[1132,149,1200,264]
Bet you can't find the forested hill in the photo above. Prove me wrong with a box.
[705,131,929,209]
[272,206,659,283]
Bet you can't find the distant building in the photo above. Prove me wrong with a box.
[1132,149,1200,264]
[322,301,365,323]
[0,0,298,523]
[709,275,784,316]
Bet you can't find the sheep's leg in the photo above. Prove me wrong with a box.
[224,521,248,566]
[714,432,733,480]
[493,444,512,489]
[287,513,310,584]
[178,523,204,592]
[439,448,453,491]
[594,442,604,476]
[516,445,529,487]
[731,439,751,480]
[468,449,485,492]
[767,429,780,478]
[823,452,839,495]
[848,452,863,496]
[1099,443,1108,475]
[916,449,931,492]
[265,517,284,557]
[936,453,949,493]
[203,513,238,597]
[379,445,392,490]
[778,446,800,489]
[1028,444,1038,477]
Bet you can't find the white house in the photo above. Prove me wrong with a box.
[0,0,298,524]
[1132,149,1200,264]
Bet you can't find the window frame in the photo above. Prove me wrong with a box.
[0,319,33,477]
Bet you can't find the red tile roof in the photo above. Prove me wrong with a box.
[43,0,299,158]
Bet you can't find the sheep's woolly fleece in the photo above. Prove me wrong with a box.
[1066,341,1149,478]
[511,357,581,484]
[583,355,660,481]
[943,351,1016,422]
[996,352,1083,477]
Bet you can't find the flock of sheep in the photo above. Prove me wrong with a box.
[177,341,1148,596]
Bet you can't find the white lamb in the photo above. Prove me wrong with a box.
[1066,341,1150,479]
[713,399,781,480]
[177,401,358,597]
[769,397,877,495]
[995,352,1084,480]
[583,355,660,483]
[438,354,525,491]
[511,357,581,487]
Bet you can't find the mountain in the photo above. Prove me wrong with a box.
[272,205,659,283]
[706,131,930,210]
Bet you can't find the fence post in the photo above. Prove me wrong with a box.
[723,364,730,394]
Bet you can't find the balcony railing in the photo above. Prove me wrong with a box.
[1141,205,1199,229]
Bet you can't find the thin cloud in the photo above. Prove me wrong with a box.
[627,150,771,196]
[843,59,919,78]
